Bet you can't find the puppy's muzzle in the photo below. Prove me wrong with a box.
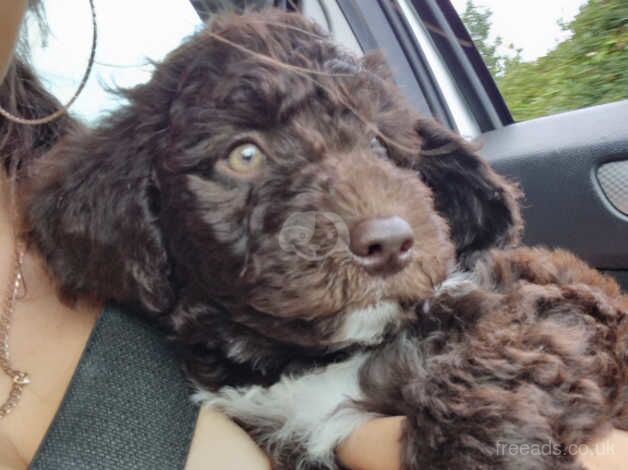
[349,216,414,276]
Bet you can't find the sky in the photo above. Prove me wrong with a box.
[450,0,588,61]
[27,0,202,121]
[25,0,588,121]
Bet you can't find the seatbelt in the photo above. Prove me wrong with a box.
[30,305,198,470]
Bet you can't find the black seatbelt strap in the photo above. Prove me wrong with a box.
[30,305,198,470]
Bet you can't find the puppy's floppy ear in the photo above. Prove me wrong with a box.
[415,117,523,262]
[23,104,173,314]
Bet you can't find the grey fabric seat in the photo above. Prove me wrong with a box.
[30,305,198,470]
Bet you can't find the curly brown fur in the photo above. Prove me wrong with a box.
[20,9,625,470]
[359,247,627,470]
[22,9,520,367]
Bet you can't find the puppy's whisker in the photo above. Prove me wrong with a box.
[204,32,354,78]
[245,19,329,41]
[420,142,461,156]
[239,255,250,279]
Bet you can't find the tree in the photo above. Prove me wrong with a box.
[496,0,628,121]
[461,0,500,76]
[460,0,520,77]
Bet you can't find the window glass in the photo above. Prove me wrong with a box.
[451,0,628,121]
[302,0,363,55]
[400,0,480,138]
[27,0,202,123]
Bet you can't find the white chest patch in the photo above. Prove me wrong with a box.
[332,300,403,345]
[194,353,376,470]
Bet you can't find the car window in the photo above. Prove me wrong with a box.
[302,0,362,55]
[27,0,202,123]
[398,0,481,138]
[451,0,628,122]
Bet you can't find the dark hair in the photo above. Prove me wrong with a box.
[0,1,78,177]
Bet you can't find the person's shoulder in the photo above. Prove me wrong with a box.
[185,406,271,470]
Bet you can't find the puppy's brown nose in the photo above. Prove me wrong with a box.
[350,216,414,275]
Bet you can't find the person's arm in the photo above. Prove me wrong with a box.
[185,406,272,470]
[187,411,405,470]
[0,0,27,83]
[336,417,628,470]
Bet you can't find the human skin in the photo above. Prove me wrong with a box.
[0,149,271,470]
[337,417,405,470]
[0,3,269,468]
[0,0,27,84]
[337,418,628,470]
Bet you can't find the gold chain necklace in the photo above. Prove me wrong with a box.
[0,244,29,418]
[0,0,97,417]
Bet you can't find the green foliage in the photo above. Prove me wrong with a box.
[462,0,628,121]
[460,1,521,76]
[461,1,501,76]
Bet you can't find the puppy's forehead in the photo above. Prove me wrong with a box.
[211,53,385,130]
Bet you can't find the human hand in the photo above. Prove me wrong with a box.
[336,417,628,470]
[577,429,628,470]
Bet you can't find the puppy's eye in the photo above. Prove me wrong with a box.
[370,136,389,159]
[227,143,265,174]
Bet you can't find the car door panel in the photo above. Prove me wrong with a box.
[481,100,628,288]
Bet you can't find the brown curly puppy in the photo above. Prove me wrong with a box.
[22,9,627,470]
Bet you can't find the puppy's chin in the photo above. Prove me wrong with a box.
[245,246,446,322]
